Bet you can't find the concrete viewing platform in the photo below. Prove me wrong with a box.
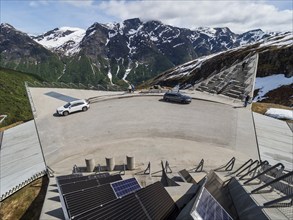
[1,86,291,219]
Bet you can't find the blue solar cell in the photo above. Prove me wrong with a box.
[111,178,141,198]
[196,188,233,220]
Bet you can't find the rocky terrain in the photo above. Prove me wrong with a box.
[0,19,282,86]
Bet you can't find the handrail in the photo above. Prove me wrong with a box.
[239,160,268,180]
[26,80,123,91]
[193,159,204,172]
[251,170,293,194]
[214,157,235,172]
[165,161,172,173]
[225,159,253,176]
[263,193,293,207]
[236,160,259,177]
[222,159,255,188]
[243,163,284,185]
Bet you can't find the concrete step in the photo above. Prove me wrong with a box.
[228,89,243,95]
[223,92,241,99]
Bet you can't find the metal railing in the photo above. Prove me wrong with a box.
[243,163,284,185]
[190,159,204,173]
[222,159,259,187]
[239,160,269,180]
[25,81,124,92]
[251,170,293,208]
[214,157,235,172]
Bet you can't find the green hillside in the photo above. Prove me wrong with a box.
[0,67,43,128]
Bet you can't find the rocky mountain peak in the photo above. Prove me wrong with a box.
[0,23,15,30]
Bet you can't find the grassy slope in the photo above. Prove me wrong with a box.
[0,67,42,128]
[252,102,292,115]
[0,176,49,220]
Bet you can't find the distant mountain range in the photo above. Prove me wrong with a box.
[0,18,287,87]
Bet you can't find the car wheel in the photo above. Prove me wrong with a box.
[63,111,69,116]
[165,98,169,102]
[82,106,88,111]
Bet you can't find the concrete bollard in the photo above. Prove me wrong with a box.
[85,158,95,172]
[106,157,115,171]
[126,156,135,170]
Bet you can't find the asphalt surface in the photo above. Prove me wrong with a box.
[29,88,258,175]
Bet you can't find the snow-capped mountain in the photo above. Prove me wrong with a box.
[0,19,291,90]
[32,18,279,59]
[32,27,86,56]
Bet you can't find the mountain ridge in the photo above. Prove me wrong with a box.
[0,19,290,87]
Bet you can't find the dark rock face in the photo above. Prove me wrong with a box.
[0,23,63,80]
[0,23,51,61]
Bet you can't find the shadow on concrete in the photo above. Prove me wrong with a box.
[53,113,61,117]
[44,91,78,102]
[48,196,60,202]
[45,207,64,219]
[73,164,129,174]
[20,176,49,220]
[158,98,190,105]
[49,189,59,193]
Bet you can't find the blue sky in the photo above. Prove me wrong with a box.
[1,0,292,35]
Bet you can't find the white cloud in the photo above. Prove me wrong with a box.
[29,0,49,7]
[62,0,94,7]
[98,0,293,33]
[29,0,94,8]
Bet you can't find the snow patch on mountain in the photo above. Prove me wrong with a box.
[260,33,293,48]
[107,68,113,85]
[33,27,86,55]
[253,74,293,101]
[195,27,217,38]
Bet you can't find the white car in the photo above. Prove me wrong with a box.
[56,99,90,116]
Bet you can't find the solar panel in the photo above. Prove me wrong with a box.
[136,182,179,220]
[58,174,121,195]
[56,174,83,183]
[57,173,111,186]
[74,181,178,220]
[196,187,233,220]
[60,179,99,195]
[111,178,141,198]
[64,184,117,219]
[58,175,92,185]
[98,174,122,185]
[75,193,149,220]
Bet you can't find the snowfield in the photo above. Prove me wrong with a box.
[253,74,293,101]
[265,108,293,120]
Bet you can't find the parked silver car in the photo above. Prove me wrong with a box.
[56,99,90,116]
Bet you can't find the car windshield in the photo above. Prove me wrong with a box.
[64,103,71,108]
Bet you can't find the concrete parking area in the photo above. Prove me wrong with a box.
[29,88,259,175]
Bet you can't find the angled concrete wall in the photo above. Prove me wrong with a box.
[0,120,46,200]
[253,113,293,171]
